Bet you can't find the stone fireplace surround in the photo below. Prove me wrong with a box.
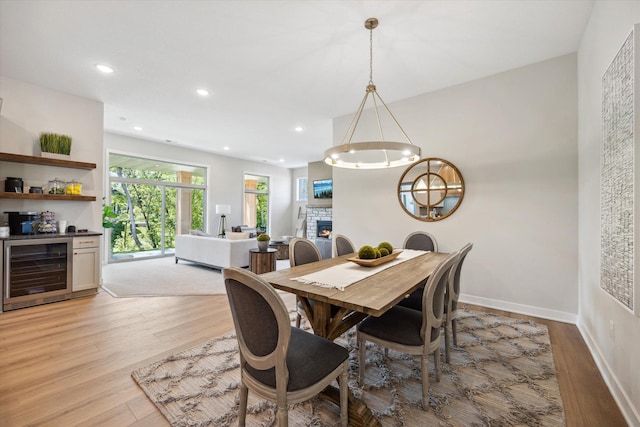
[306,206,332,259]
[306,207,332,238]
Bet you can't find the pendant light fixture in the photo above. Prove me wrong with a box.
[323,18,421,169]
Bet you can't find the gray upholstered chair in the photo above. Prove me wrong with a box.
[223,267,349,427]
[332,233,356,257]
[397,231,439,310]
[289,237,322,268]
[290,238,322,328]
[357,251,459,410]
[443,243,473,362]
[403,231,438,252]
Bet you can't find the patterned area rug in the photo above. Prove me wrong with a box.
[132,309,565,426]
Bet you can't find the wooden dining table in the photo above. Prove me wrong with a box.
[260,250,449,427]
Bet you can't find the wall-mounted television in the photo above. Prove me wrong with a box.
[313,179,333,199]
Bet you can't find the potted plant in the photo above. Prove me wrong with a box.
[257,233,270,251]
[39,132,72,159]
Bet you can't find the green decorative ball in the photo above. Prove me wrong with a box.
[358,245,377,259]
[378,241,394,254]
[379,247,390,257]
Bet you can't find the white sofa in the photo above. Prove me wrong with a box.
[175,234,258,269]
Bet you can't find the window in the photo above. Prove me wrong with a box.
[244,174,269,233]
[107,153,206,261]
[297,177,308,201]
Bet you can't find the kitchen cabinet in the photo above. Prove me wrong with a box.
[72,236,100,291]
[0,152,97,201]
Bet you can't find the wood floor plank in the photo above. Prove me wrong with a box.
[0,288,626,426]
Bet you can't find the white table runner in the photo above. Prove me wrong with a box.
[290,249,429,291]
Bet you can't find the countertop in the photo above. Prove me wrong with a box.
[1,231,102,240]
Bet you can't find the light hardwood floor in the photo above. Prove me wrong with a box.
[0,290,627,426]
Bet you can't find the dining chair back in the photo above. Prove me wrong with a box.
[357,251,459,410]
[289,238,323,328]
[444,242,473,362]
[396,231,439,310]
[224,267,349,427]
[403,231,438,252]
[289,238,322,267]
[332,233,356,257]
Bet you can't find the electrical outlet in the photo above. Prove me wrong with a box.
[609,320,615,341]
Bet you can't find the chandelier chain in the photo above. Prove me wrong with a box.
[369,27,374,84]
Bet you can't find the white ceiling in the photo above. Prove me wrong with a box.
[0,0,594,169]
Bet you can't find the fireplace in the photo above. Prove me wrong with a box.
[316,220,332,238]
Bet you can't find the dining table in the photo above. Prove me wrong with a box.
[260,250,449,427]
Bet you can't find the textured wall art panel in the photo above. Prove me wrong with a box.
[601,29,635,312]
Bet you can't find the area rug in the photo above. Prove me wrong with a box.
[102,257,291,297]
[131,309,566,426]
[102,257,226,297]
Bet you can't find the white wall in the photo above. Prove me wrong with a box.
[333,54,578,322]
[104,133,293,238]
[0,76,104,231]
[577,2,640,424]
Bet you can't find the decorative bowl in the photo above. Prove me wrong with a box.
[347,250,402,267]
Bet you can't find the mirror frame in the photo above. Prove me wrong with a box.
[397,157,465,222]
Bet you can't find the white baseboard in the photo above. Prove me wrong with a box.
[577,319,640,427]
[459,294,577,324]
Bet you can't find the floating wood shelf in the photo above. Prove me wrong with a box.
[0,192,96,201]
[0,152,96,170]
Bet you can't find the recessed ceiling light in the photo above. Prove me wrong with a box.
[196,89,209,97]
[95,64,114,74]
[133,126,143,131]
[295,126,304,132]
[223,146,230,151]
[279,158,285,162]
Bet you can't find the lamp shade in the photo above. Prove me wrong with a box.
[215,204,231,215]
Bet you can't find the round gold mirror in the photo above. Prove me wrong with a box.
[397,158,465,221]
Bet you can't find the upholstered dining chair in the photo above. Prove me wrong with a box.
[223,267,349,427]
[332,233,356,257]
[443,243,473,362]
[396,231,439,310]
[403,231,438,252]
[289,237,322,268]
[357,251,459,410]
[289,238,323,328]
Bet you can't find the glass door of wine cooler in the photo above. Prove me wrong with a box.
[3,237,72,310]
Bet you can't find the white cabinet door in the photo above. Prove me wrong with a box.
[73,247,99,291]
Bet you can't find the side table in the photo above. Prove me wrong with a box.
[249,248,277,274]
[268,241,290,260]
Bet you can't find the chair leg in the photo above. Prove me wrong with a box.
[384,347,389,358]
[339,365,349,427]
[452,318,458,345]
[421,354,430,411]
[444,320,451,363]
[358,333,365,384]
[434,348,441,382]
[277,403,288,427]
[238,383,248,426]
[295,313,301,328]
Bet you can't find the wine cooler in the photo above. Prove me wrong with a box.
[3,238,72,311]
